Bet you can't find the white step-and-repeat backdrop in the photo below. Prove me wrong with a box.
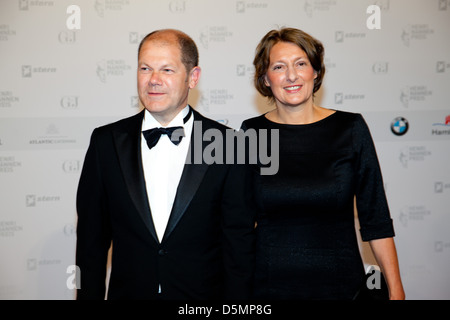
[1,0,449,300]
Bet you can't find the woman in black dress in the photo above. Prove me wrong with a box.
[241,28,405,300]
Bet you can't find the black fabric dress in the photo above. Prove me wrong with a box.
[241,110,395,300]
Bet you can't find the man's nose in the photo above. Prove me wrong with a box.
[149,71,162,85]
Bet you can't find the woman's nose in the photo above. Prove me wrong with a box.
[286,67,298,82]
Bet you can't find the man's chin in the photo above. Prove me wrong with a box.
[140,102,169,113]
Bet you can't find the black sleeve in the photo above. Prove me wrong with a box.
[75,128,112,299]
[353,114,395,241]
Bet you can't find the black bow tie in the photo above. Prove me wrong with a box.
[142,107,192,150]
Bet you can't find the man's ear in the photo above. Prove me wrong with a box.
[188,66,201,89]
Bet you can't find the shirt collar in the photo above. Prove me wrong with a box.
[142,105,190,131]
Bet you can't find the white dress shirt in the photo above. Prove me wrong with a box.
[141,105,193,243]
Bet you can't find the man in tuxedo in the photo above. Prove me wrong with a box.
[75,29,256,300]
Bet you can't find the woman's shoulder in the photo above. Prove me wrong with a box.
[333,109,363,120]
[330,109,367,129]
[240,113,268,130]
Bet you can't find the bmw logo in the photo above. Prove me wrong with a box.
[391,117,409,136]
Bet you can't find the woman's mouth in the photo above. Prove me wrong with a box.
[284,85,302,93]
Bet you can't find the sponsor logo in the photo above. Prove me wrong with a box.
[431,115,450,136]
[391,117,408,136]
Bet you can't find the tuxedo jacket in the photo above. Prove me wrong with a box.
[75,108,256,300]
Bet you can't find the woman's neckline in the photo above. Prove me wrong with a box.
[262,109,338,127]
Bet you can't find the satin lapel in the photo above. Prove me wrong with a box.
[162,110,209,243]
[113,111,159,243]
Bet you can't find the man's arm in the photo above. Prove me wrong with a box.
[220,162,256,299]
[76,129,112,300]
